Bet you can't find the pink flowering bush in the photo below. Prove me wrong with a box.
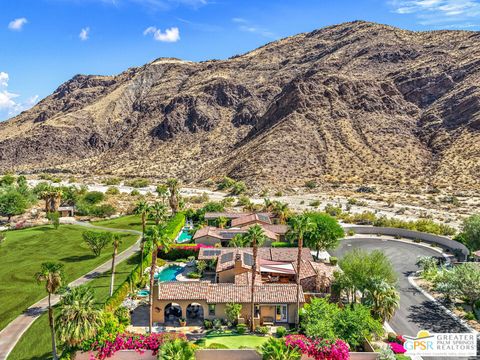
[285,334,350,360]
[159,243,213,260]
[88,332,186,360]
[389,342,407,354]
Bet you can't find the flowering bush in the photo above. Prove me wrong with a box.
[285,334,350,360]
[87,332,186,360]
[395,335,406,345]
[159,243,213,260]
[388,342,407,354]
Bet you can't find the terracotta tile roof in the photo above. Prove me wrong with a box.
[310,261,337,280]
[231,214,272,227]
[238,223,278,240]
[262,224,289,235]
[194,225,278,242]
[234,271,263,286]
[156,282,303,304]
[192,226,223,240]
[204,212,273,220]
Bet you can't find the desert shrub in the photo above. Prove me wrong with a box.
[309,200,321,207]
[217,176,236,190]
[83,191,105,205]
[130,189,140,196]
[347,230,355,236]
[324,203,342,217]
[104,177,121,186]
[274,191,283,197]
[125,178,150,188]
[230,181,247,195]
[106,186,120,196]
[237,195,251,206]
[356,185,376,193]
[305,180,317,189]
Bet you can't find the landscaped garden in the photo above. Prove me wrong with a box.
[0,224,137,331]
[92,214,154,232]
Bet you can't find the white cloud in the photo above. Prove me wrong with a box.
[143,26,180,42]
[231,18,275,38]
[8,17,28,31]
[390,0,480,25]
[79,27,90,41]
[0,72,39,121]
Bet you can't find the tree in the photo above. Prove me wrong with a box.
[134,200,150,274]
[304,212,344,259]
[196,260,207,275]
[229,234,246,247]
[149,201,167,225]
[145,223,173,332]
[0,189,27,221]
[461,214,480,251]
[35,262,64,360]
[82,231,110,257]
[261,338,302,360]
[156,184,169,205]
[57,285,104,347]
[288,214,315,325]
[167,178,180,214]
[243,224,266,332]
[225,302,242,325]
[263,198,274,212]
[437,263,480,310]
[272,201,291,225]
[363,280,400,321]
[216,216,228,229]
[38,185,63,213]
[47,211,60,230]
[110,234,123,296]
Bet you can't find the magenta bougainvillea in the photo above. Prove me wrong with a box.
[389,342,407,354]
[285,334,350,360]
[88,333,186,360]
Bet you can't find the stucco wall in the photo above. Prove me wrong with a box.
[343,225,469,260]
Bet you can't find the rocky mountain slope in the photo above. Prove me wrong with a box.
[1,21,479,189]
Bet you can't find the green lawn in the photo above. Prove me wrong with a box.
[205,333,269,349]
[0,224,138,331]
[92,214,154,232]
[8,252,141,360]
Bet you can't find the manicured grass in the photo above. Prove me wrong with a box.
[204,333,270,349]
[8,252,142,360]
[92,214,154,232]
[0,224,137,331]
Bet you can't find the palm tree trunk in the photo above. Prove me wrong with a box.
[296,235,303,326]
[140,213,146,275]
[110,244,117,296]
[149,246,158,333]
[250,240,257,333]
[48,293,58,360]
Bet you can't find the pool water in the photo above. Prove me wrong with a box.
[155,265,183,281]
[176,228,193,243]
[137,289,150,297]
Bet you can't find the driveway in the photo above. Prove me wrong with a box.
[331,237,478,360]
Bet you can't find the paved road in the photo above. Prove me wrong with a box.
[0,223,142,360]
[331,237,479,360]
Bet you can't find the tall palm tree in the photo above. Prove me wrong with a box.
[243,224,266,332]
[57,285,104,347]
[262,198,274,212]
[35,262,64,360]
[272,201,290,225]
[134,200,150,275]
[229,234,246,248]
[150,201,167,225]
[364,280,400,322]
[289,214,314,325]
[110,233,123,296]
[145,223,173,333]
[156,184,169,205]
[39,186,63,213]
[167,178,180,214]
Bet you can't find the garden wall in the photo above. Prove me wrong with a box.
[195,350,379,360]
[343,225,469,261]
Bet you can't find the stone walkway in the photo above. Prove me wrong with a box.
[0,222,142,360]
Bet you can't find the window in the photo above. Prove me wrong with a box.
[254,305,260,318]
[208,304,216,316]
[276,304,288,322]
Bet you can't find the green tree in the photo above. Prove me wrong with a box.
[149,201,167,225]
[304,212,344,259]
[35,262,64,360]
[145,223,173,332]
[109,234,123,296]
[229,234,247,247]
[196,260,207,275]
[82,231,110,257]
[261,337,302,360]
[134,199,150,274]
[272,201,291,225]
[156,184,169,205]
[167,178,180,214]
[243,224,266,332]
[437,263,480,310]
[158,338,195,360]
[47,211,60,230]
[461,214,480,251]
[0,189,27,221]
[225,302,242,325]
[363,280,400,321]
[288,214,315,325]
[216,216,228,229]
[57,285,104,347]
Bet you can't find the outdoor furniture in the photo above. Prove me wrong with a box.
[262,316,274,326]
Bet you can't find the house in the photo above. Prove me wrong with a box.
[192,226,279,247]
[58,206,75,217]
[204,212,275,227]
[473,250,480,262]
[152,247,336,327]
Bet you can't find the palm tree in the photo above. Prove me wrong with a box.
[39,186,63,213]
[57,285,104,347]
[167,178,180,214]
[289,214,314,325]
[35,262,64,360]
[272,201,290,224]
[145,223,173,333]
[109,233,123,296]
[243,224,266,332]
[156,184,169,205]
[229,234,246,247]
[134,200,150,275]
[150,201,167,225]
[262,198,274,212]
[216,216,228,229]
[364,281,400,322]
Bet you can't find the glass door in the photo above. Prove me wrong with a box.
[275,304,288,322]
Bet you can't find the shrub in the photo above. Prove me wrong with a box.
[230,181,247,195]
[203,319,213,329]
[329,256,338,265]
[272,241,291,248]
[130,189,140,196]
[305,180,317,189]
[187,272,201,279]
[324,204,342,217]
[236,323,247,334]
[104,177,121,186]
[83,191,105,204]
[207,343,229,349]
[379,347,396,360]
[217,176,236,190]
[464,312,476,320]
[47,211,60,229]
[309,200,321,207]
[106,186,120,196]
[389,342,406,354]
[225,302,242,324]
[276,326,287,337]
[356,185,376,193]
[125,178,150,188]
[114,306,131,326]
[285,335,349,360]
[347,230,355,236]
[261,337,301,360]
[256,326,269,335]
[274,191,283,197]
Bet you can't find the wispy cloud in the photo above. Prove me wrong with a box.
[144,26,180,42]
[389,0,480,26]
[0,72,38,120]
[79,27,90,41]
[231,17,275,38]
[8,17,28,31]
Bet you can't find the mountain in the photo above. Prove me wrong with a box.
[1,21,479,189]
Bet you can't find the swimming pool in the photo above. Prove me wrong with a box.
[176,228,193,243]
[155,265,183,281]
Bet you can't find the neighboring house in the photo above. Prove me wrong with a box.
[58,206,75,217]
[204,212,275,226]
[152,247,336,327]
[193,226,279,247]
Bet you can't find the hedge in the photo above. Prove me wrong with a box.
[104,212,185,312]
[271,241,293,248]
[158,243,213,261]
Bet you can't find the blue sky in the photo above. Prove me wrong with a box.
[1,0,480,121]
